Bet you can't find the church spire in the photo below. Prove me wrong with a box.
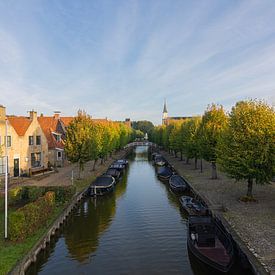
[163,99,168,113]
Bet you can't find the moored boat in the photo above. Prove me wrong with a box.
[109,162,126,171]
[180,196,209,215]
[157,166,173,180]
[187,216,234,273]
[105,168,122,182]
[154,155,166,166]
[89,175,115,196]
[169,175,190,193]
[115,159,128,166]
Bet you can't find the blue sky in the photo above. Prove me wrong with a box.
[0,0,274,124]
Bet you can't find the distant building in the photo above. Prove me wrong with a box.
[162,100,192,125]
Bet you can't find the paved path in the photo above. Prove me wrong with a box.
[161,151,275,274]
[0,150,127,191]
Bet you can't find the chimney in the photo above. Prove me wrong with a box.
[0,105,6,122]
[54,111,61,120]
[29,110,37,120]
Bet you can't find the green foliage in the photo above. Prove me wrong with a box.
[198,104,228,163]
[65,111,133,175]
[132,120,154,137]
[217,100,275,196]
[9,192,55,241]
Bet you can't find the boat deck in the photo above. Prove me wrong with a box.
[196,238,230,265]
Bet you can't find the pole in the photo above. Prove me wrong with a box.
[4,118,8,239]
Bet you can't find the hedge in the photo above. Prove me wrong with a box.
[9,192,55,241]
[8,186,76,206]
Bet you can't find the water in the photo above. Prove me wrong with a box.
[27,146,251,275]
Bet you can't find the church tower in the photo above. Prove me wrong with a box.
[162,100,168,125]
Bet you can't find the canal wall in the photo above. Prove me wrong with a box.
[9,148,132,275]
[159,149,270,275]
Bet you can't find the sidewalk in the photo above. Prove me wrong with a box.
[0,150,127,191]
[161,151,275,274]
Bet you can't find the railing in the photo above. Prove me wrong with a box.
[124,141,157,149]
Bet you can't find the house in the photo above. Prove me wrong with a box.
[38,112,67,167]
[0,105,48,177]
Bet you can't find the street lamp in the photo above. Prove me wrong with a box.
[4,117,8,239]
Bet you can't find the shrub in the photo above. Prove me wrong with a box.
[9,192,56,241]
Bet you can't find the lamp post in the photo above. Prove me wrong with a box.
[4,118,8,239]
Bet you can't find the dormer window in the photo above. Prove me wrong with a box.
[52,132,61,142]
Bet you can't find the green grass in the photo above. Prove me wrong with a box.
[0,175,95,275]
[0,197,64,275]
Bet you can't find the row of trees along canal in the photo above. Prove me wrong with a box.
[64,111,138,178]
[151,100,274,200]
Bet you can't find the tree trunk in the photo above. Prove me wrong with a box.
[78,163,81,179]
[93,159,97,171]
[247,178,253,197]
[174,151,177,158]
[180,151,183,161]
[211,162,217,179]
[200,158,203,173]
[194,157,198,170]
[101,158,104,165]
[186,157,189,164]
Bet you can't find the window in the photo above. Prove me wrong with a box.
[36,136,41,145]
[6,136,11,147]
[57,151,62,160]
[53,133,61,142]
[31,152,41,167]
[0,157,6,174]
[29,136,34,145]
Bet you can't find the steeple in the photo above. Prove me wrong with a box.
[163,99,168,113]
[162,99,168,125]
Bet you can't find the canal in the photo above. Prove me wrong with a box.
[27,146,251,275]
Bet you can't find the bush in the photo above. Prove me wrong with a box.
[9,192,56,241]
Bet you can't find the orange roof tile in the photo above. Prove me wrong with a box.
[7,116,32,136]
[60,117,74,127]
[38,117,64,149]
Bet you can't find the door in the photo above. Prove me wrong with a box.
[14,158,19,177]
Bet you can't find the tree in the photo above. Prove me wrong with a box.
[217,100,275,198]
[199,104,228,179]
[132,120,154,138]
[181,117,202,168]
[65,111,94,178]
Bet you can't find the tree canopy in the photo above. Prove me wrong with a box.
[217,100,275,198]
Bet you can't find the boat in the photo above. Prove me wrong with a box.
[115,159,128,166]
[88,175,115,196]
[105,168,122,182]
[154,155,166,166]
[109,162,126,171]
[169,175,190,193]
[187,215,234,273]
[157,166,173,180]
[151,152,159,161]
[180,196,209,215]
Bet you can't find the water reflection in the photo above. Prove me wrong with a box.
[27,146,251,275]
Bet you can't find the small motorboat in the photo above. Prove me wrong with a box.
[154,155,166,166]
[151,152,159,161]
[115,159,128,166]
[105,168,122,182]
[187,215,234,273]
[157,166,173,180]
[89,175,115,196]
[169,175,190,193]
[180,196,209,215]
[109,162,126,171]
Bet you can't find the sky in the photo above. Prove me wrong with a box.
[0,0,275,125]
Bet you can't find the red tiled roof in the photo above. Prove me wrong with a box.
[60,117,74,127]
[38,117,64,150]
[7,116,32,136]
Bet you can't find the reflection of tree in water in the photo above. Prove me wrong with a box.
[64,194,116,263]
[64,167,129,263]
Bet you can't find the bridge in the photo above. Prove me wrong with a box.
[124,141,157,149]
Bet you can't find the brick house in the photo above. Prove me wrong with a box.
[0,105,48,177]
[38,113,67,167]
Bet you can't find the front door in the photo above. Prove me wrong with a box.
[14,158,19,177]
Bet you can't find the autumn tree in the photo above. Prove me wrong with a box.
[199,104,228,179]
[217,100,275,198]
[65,111,93,178]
